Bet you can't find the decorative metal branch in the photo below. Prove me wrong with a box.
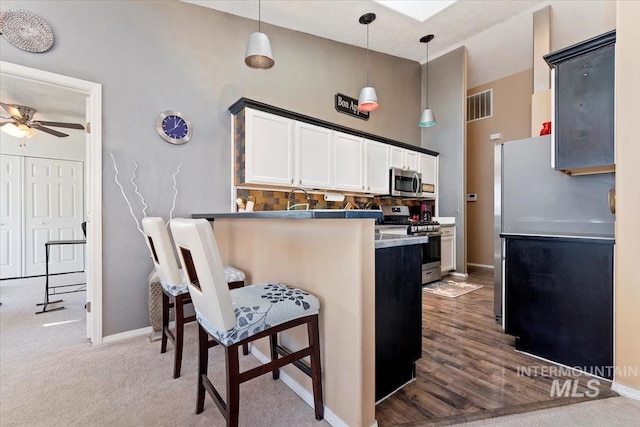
[110,152,181,234]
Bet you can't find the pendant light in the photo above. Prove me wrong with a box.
[245,0,274,69]
[419,34,436,127]
[357,13,378,112]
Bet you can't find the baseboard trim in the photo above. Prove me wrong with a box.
[467,263,494,269]
[612,382,640,400]
[250,345,361,427]
[102,326,153,344]
[449,272,469,279]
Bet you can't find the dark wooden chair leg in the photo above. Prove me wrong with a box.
[242,343,249,356]
[269,333,280,380]
[160,291,169,354]
[308,315,324,420]
[196,324,209,414]
[226,344,241,427]
[173,294,185,379]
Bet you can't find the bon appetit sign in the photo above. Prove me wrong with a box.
[335,93,370,121]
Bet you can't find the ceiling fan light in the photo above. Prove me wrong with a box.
[357,86,378,112]
[1,122,37,138]
[245,32,275,69]
[419,108,436,127]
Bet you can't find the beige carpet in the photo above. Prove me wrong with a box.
[0,277,329,427]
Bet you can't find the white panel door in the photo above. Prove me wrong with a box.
[334,132,364,192]
[25,157,84,276]
[418,153,438,198]
[296,122,334,189]
[0,155,22,279]
[245,109,294,186]
[404,150,419,171]
[389,146,405,169]
[364,140,389,194]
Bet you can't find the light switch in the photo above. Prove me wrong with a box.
[467,193,478,202]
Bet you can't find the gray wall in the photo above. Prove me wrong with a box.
[0,1,421,335]
[421,47,467,274]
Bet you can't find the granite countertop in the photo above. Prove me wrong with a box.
[500,232,615,242]
[193,210,384,221]
[374,234,428,249]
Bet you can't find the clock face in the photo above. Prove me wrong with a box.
[156,111,192,144]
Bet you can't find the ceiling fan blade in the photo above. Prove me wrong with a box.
[0,101,23,119]
[35,120,85,130]
[30,123,69,137]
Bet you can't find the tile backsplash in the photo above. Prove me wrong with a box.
[236,189,434,216]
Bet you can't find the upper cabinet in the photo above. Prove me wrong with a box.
[544,30,615,176]
[295,122,334,189]
[244,109,295,186]
[334,132,364,192]
[390,146,419,171]
[418,153,438,199]
[364,140,390,194]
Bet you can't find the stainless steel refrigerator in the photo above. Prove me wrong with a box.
[493,135,615,324]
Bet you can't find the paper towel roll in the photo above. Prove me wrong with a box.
[323,192,345,202]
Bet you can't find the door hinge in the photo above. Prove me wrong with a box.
[86,122,91,134]
[85,301,91,313]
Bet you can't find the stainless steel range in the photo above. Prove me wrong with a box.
[377,206,442,284]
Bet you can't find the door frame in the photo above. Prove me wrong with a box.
[1,61,103,344]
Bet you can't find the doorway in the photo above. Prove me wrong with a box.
[0,61,103,343]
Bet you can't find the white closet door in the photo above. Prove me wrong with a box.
[0,155,22,279]
[25,157,84,276]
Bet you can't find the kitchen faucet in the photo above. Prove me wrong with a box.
[287,188,311,210]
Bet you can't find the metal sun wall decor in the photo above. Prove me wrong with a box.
[0,9,54,53]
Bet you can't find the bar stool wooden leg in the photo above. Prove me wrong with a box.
[161,292,170,354]
[308,315,324,420]
[269,333,280,380]
[196,324,209,414]
[226,344,241,427]
[173,294,185,379]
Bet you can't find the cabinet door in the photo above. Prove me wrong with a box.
[418,153,437,198]
[441,232,455,273]
[245,109,294,186]
[295,122,333,189]
[556,44,614,171]
[0,155,22,279]
[389,146,405,169]
[334,132,363,191]
[404,150,419,171]
[364,140,389,194]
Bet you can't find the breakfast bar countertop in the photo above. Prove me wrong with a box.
[192,209,384,221]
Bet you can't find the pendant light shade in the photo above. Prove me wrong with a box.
[357,13,378,112]
[245,0,274,69]
[419,34,436,127]
[245,32,274,69]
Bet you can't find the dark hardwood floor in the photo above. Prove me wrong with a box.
[375,266,617,426]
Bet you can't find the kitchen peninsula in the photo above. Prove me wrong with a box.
[192,211,426,427]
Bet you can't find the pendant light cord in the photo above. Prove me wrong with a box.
[425,41,429,108]
[366,24,370,86]
[258,0,261,32]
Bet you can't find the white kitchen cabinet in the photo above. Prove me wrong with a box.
[244,109,295,186]
[295,122,334,189]
[418,153,438,198]
[334,132,364,192]
[364,139,389,194]
[441,225,456,274]
[389,146,419,171]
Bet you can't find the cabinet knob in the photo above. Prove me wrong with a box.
[290,179,294,184]
[367,186,371,190]
[299,179,302,185]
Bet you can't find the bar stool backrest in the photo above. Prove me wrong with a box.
[170,218,236,333]
[141,217,183,288]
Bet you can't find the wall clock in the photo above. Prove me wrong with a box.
[155,111,192,145]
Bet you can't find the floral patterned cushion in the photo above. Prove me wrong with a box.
[160,265,247,296]
[195,283,319,346]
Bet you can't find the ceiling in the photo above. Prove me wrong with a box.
[184,0,546,88]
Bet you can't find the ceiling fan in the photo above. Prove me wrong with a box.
[0,101,85,138]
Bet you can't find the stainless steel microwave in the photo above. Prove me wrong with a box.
[389,168,422,197]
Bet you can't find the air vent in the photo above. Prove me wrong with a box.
[467,89,493,122]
